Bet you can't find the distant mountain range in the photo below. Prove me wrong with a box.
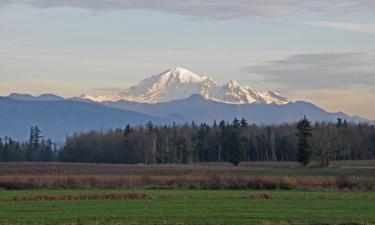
[0,97,169,141]
[101,94,369,124]
[1,67,371,141]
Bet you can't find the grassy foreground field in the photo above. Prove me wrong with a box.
[0,189,374,225]
[0,161,374,224]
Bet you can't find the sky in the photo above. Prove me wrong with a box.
[0,0,374,119]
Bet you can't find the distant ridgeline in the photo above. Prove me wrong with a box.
[1,118,374,166]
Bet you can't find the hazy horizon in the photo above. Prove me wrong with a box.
[0,1,374,119]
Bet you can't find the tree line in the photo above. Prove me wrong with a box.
[0,126,59,162]
[1,118,374,166]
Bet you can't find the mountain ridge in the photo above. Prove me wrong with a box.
[7,93,64,101]
[102,94,369,124]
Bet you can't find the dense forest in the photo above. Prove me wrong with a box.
[1,118,375,166]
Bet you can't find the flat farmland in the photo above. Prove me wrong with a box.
[0,161,374,224]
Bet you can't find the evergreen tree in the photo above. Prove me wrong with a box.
[0,138,3,161]
[146,121,154,132]
[240,118,248,128]
[124,124,132,136]
[26,127,36,161]
[224,119,243,166]
[2,137,9,161]
[195,124,208,162]
[232,118,241,129]
[227,127,242,166]
[295,116,312,165]
[33,126,43,149]
[336,118,343,128]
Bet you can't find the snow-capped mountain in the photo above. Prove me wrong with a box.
[80,67,290,105]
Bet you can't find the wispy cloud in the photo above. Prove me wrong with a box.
[245,52,375,119]
[292,89,375,119]
[245,53,375,90]
[303,21,375,34]
[3,0,375,20]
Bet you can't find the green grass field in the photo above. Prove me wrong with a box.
[0,189,374,225]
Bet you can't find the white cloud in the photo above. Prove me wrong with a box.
[303,21,375,34]
[3,0,375,20]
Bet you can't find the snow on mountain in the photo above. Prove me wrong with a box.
[117,67,210,104]
[80,67,290,105]
[207,79,289,105]
[77,94,119,102]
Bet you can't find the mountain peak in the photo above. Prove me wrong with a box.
[79,67,290,105]
[226,80,241,89]
[170,67,190,73]
[162,67,207,84]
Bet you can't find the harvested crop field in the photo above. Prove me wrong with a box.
[0,161,374,190]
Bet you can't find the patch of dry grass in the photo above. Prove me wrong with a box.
[0,174,373,190]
